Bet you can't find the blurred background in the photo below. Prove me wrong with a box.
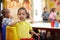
[0,0,60,40]
[1,0,60,22]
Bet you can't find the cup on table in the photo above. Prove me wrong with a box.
[51,20,55,27]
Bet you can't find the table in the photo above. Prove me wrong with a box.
[31,23,60,40]
[31,23,60,29]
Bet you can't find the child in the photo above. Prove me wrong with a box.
[2,9,13,26]
[49,8,56,21]
[42,7,50,22]
[1,9,14,40]
[11,7,40,40]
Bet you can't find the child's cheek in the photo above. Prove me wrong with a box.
[25,15,27,18]
[18,15,21,18]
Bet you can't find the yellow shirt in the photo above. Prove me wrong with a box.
[14,20,32,39]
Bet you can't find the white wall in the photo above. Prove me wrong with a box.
[33,0,43,22]
[0,3,3,16]
[1,3,3,10]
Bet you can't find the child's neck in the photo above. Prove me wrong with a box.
[4,17,10,19]
[20,19,25,21]
[4,16,9,18]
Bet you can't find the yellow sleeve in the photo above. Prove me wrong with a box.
[25,20,32,31]
[28,23,32,31]
[29,25,32,31]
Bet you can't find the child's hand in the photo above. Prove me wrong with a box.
[31,30,40,39]
[35,33,40,36]
[9,22,16,26]
[35,33,40,40]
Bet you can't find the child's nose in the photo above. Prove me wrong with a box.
[20,15,24,17]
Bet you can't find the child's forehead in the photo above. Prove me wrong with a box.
[2,10,10,14]
[4,12,10,15]
[18,10,26,13]
[19,9,26,12]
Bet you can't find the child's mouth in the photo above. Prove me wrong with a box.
[20,17,24,21]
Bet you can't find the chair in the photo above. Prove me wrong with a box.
[6,26,18,40]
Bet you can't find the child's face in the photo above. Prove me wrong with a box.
[17,10,27,21]
[5,13,10,18]
[44,8,47,12]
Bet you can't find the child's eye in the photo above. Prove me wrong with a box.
[18,14,21,15]
[23,14,25,15]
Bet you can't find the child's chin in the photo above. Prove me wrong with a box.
[20,19,25,21]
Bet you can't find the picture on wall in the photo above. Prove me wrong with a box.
[6,0,32,13]
[5,0,33,21]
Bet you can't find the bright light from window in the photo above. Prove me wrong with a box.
[33,0,43,22]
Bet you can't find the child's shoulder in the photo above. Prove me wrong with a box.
[15,20,30,24]
[3,18,8,21]
[25,20,30,23]
[3,18,12,21]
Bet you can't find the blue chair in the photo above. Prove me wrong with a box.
[2,24,7,40]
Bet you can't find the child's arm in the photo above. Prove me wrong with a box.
[9,22,16,26]
[9,19,20,26]
[9,21,20,26]
[28,21,40,38]
[30,30,40,38]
